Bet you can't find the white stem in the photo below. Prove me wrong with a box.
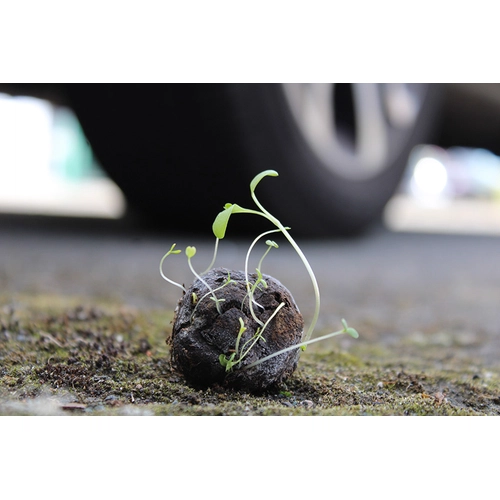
[280,230,320,343]
[250,190,320,343]
[191,275,234,319]
[245,327,348,369]
[244,228,283,293]
[240,302,285,361]
[159,252,186,292]
[257,246,272,275]
[244,228,283,327]
[188,256,222,314]
[201,237,220,275]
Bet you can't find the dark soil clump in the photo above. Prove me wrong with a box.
[169,267,304,392]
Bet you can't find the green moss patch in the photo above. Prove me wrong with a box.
[1,294,499,416]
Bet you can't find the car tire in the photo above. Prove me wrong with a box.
[66,83,442,237]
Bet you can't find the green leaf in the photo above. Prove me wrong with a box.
[212,205,234,239]
[219,353,236,372]
[347,327,359,339]
[210,297,225,304]
[185,246,197,258]
[219,354,228,367]
[212,203,254,238]
[266,240,279,248]
[167,243,181,255]
[229,203,250,214]
[250,170,278,194]
[341,319,359,339]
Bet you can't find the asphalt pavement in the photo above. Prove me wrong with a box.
[1,213,500,369]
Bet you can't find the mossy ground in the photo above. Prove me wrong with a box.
[1,293,499,416]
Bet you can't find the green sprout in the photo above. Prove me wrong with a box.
[219,316,247,372]
[219,303,286,372]
[190,271,234,320]
[259,240,279,273]
[213,170,321,346]
[159,243,185,292]
[245,318,359,369]
[237,302,284,364]
[242,232,282,327]
[185,246,225,314]
[161,170,359,375]
[160,243,228,314]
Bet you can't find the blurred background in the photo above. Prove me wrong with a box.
[0,92,125,219]
[0,83,499,237]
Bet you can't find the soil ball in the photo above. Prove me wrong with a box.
[170,267,304,392]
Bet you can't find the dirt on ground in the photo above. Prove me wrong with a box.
[2,292,499,416]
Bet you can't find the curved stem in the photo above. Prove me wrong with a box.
[278,229,320,343]
[187,256,222,314]
[191,274,234,319]
[257,245,273,275]
[250,190,320,343]
[159,247,186,292]
[245,326,348,369]
[244,228,283,287]
[240,302,285,362]
[201,237,220,275]
[244,228,283,327]
[234,317,246,357]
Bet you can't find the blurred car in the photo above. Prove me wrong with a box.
[1,83,498,236]
[403,144,500,202]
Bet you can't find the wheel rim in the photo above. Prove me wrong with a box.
[281,83,430,180]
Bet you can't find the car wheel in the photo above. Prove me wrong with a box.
[66,83,441,237]
[226,83,442,236]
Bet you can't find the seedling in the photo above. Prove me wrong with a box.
[185,246,225,314]
[212,170,322,346]
[212,169,358,343]
[243,234,281,327]
[191,271,234,320]
[161,170,358,391]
